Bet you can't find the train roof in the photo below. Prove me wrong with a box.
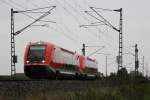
[27,41,97,62]
[28,41,54,46]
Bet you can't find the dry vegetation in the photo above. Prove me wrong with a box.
[0,76,149,100]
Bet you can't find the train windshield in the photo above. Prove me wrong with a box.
[28,45,46,62]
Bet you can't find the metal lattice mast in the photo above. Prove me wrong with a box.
[82,43,85,56]
[11,8,16,77]
[83,7,123,72]
[142,56,144,76]
[135,44,139,76]
[118,8,123,70]
[10,6,56,78]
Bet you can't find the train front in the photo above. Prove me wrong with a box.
[24,42,54,79]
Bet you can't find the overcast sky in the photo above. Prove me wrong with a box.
[0,0,150,76]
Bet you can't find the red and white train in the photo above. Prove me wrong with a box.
[24,41,98,79]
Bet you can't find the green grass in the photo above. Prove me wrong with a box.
[0,75,149,100]
[21,81,150,100]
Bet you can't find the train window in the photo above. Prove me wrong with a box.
[28,45,46,62]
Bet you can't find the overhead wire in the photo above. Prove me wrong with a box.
[29,0,82,48]
[47,0,92,47]
[65,1,119,58]
[53,0,83,43]
[56,23,82,48]
[54,0,81,24]
[93,7,114,12]
[49,0,99,45]
[78,1,119,51]
[3,0,134,57]
[58,0,135,70]
[0,0,18,9]
[63,0,89,23]
[9,0,27,9]
[53,0,98,40]
[8,0,56,23]
[77,0,118,45]
[51,0,108,55]
[59,0,107,45]
[70,0,118,47]
[74,0,134,67]
[16,6,56,13]
[86,3,134,57]
[61,0,136,71]
[62,0,104,41]
[1,0,82,49]
[1,0,141,74]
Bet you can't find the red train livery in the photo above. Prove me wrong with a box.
[24,41,98,79]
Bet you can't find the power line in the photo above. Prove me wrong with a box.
[28,0,83,48]
[72,1,121,51]
[70,1,119,48]
[63,0,90,23]
[97,26,134,55]
[54,0,81,24]
[10,6,56,78]
[77,1,134,56]
[69,0,99,26]
[15,6,55,13]
[83,7,124,73]
[52,0,87,43]
[88,46,105,57]
[53,0,119,51]
[1,0,135,55]
[0,0,17,9]
[5,0,134,55]
[55,23,82,48]
[93,7,114,12]
[8,0,56,23]
[77,4,118,47]
[54,0,134,59]
[14,6,56,35]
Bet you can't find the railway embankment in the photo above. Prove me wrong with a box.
[0,76,149,100]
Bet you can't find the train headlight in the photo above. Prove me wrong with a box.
[26,60,30,64]
[42,60,45,63]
